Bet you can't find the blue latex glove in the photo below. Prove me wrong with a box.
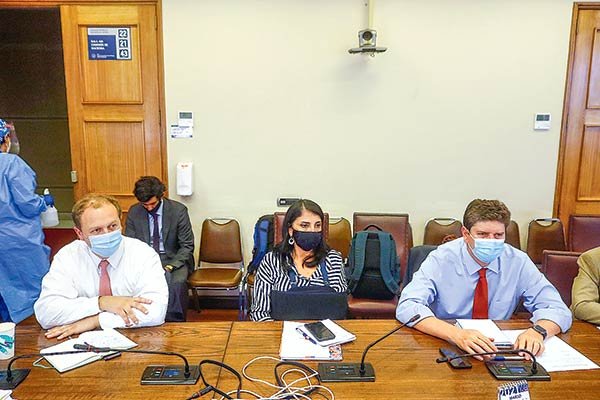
[43,193,55,207]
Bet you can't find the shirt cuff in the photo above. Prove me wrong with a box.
[396,301,435,327]
[531,310,573,333]
[98,312,126,329]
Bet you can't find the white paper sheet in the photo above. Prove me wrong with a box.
[503,330,600,372]
[455,319,512,347]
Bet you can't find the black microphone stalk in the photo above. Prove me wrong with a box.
[359,313,421,375]
[72,343,201,385]
[436,348,551,380]
[435,348,538,373]
[73,344,192,378]
[318,314,421,382]
[1,349,92,390]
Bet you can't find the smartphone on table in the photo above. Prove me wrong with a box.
[304,321,336,342]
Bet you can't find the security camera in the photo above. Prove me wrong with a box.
[348,28,387,55]
[359,29,376,47]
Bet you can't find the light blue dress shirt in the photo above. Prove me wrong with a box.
[396,238,572,332]
[147,200,165,253]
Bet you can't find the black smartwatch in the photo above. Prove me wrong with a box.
[531,324,547,340]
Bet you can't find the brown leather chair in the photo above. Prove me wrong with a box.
[347,295,398,319]
[423,218,462,246]
[348,213,413,319]
[541,250,581,307]
[328,217,352,260]
[526,218,566,267]
[568,215,600,252]
[505,220,521,250]
[188,218,244,317]
[273,211,329,246]
[43,227,78,261]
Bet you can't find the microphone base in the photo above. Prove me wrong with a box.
[317,362,375,382]
[0,369,31,390]
[141,365,200,385]
[485,361,551,381]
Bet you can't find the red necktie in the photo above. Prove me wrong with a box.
[472,268,488,319]
[99,259,113,296]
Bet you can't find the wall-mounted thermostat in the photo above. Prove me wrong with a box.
[534,113,551,130]
[178,111,194,127]
[277,197,300,207]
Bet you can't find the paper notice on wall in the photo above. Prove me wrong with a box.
[170,124,193,139]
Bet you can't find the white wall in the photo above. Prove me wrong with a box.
[162,0,578,260]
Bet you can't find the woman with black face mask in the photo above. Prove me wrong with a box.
[250,199,347,321]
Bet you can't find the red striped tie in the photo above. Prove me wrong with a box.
[472,268,488,319]
[99,259,113,296]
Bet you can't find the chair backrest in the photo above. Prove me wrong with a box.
[43,227,78,261]
[568,215,600,252]
[423,218,462,246]
[505,220,521,250]
[273,211,329,246]
[353,212,413,280]
[327,217,352,259]
[541,250,581,307]
[198,218,243,264]
[405,245,437,287]
[526,218,566,266]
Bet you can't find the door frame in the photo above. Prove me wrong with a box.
[0,0,168,192]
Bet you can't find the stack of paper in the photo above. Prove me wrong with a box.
[298,319,356,347]
[41,329,137,373]
[455,319,512,348]
[280,321,343,361]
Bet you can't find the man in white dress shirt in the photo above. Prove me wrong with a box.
[34,194,168,339]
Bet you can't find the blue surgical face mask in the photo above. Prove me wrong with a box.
[88,229,123,258]
[292,230,322,252]
[469,235,505,264]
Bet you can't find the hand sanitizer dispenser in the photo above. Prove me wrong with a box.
[176,162,193,196]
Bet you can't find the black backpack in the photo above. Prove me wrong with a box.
[347,224,401,300]
[247,214,274,274]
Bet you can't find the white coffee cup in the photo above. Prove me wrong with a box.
[0,322,16,360]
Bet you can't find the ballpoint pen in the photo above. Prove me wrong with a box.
[296,327,317,345]
[493,356,527,361]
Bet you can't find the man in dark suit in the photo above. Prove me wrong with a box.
[125,176,194,322]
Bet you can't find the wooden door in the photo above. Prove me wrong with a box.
[60,3,165,213]
[555,4,600,229]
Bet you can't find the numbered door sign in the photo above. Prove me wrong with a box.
[88,27,132,60]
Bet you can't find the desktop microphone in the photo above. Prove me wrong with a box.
[72,343,200,385]
[436,348,550,381]
[318,314,421,382]
[0,349,92,390]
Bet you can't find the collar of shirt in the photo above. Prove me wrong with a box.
[86,239,125,271]
[148,200,163,218]
[459,238,501,275]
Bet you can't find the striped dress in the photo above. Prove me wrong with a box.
[250,249,347,321]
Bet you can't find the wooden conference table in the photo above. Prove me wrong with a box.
[2,320,599,399]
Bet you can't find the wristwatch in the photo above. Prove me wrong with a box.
[531,324,547,340]
[164,264,174,272]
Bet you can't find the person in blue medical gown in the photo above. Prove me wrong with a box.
[0,119,50,323]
